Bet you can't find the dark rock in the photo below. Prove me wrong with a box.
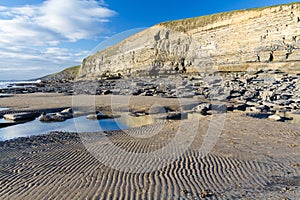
[4,112,39,121]
[87,113,121,120]
[280,93,294,100]
[102,90,112,95]
[234,103,247,111]
[167,112,188,120]
[227,102,247,112]
[210,104,227,114]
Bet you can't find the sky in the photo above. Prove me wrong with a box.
[0,0,297,80]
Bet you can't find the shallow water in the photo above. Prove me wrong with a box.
[0,116,128,141]
[119,114,154,127]
[0,111,191,141]
[0,80,39,89]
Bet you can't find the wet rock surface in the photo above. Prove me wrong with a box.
[3,112,39,121]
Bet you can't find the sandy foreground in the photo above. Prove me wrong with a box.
[0,93,300,199]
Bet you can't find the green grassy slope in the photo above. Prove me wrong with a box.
[40,65,80,80]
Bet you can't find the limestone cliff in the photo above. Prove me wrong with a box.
[78,3,300,78]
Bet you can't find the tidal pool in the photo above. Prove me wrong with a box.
[0,116,128,141]
[0,107,9,111]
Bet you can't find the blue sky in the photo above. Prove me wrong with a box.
[0,0,297,80]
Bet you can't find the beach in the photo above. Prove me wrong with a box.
[0,93,299,199]
[1,1,300,199]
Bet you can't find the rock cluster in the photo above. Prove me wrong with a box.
[39,108,73,122]
[1,69,299,122]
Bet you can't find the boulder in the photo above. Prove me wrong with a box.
[268,114,282,121]
[86,114,99,120]
[39,112,70,122]
[49,115,65,122]
[242,90,259,101]
[39,112,52,122]
[58,108,73,119]
[192,103,211,115]
[61,108,73,114]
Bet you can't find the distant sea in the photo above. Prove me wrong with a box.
[0,80,40,90]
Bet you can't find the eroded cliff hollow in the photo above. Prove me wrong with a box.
[78,3,300,79]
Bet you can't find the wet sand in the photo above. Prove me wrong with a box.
[0,93,300,199]
[0,93,199,112]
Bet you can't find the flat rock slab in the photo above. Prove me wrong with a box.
[3,112,38,121]
[87,114,121,120]
[167,112,188,120]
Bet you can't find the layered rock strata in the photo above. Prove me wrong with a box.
[79,3,300,78]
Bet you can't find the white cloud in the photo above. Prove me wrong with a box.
[1,66,41,72]
[0,0,116,46]
[0,0,117,80]
[37,0,116,41]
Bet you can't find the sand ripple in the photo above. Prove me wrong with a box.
[0,115,299,199]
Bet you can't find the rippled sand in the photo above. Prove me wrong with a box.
[0,94,299,199]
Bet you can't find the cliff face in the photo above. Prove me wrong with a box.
[78,3,300,78]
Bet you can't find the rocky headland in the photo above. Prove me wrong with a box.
[78,2,300,78]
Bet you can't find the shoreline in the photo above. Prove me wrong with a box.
[0,92,299,141]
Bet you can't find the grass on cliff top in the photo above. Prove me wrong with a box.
[52,65,80,76]
[41,65,80,80]
[159,2,300,32]
[61,65,80,74]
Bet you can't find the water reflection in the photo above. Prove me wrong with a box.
[119,113,154,127]
[0,107,9,111]
[0,116,128,141]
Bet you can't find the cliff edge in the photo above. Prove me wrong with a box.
[78,3,300,79]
